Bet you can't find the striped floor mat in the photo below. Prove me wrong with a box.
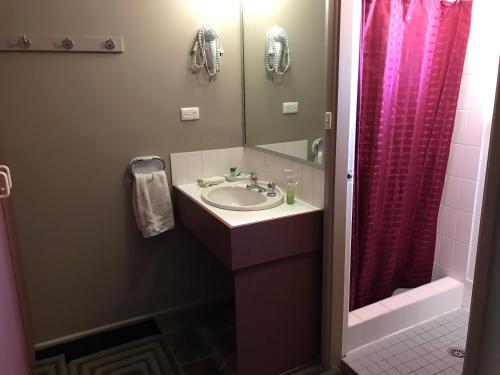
[36,336,175,375]
[35,354,68,375]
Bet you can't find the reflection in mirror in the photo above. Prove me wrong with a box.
[265,26,291,75]
[242,0,326,166]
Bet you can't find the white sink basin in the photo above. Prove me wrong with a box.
[201,182,284,211]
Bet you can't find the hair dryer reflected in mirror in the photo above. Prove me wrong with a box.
[191,25,224,77]
[265,26,291,75]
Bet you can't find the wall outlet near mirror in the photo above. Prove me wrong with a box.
[283,102,299,115]
[180,107,200,121]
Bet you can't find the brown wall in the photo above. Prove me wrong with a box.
[0,0,242,343]
[243,0,326,158]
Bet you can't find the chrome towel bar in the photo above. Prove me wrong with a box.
[129,156,166,177]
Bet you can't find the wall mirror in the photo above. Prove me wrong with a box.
[242,0,327,167]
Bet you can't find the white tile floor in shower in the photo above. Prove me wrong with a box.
[344,309,469,375]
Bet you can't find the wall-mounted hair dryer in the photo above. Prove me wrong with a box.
[191,25,224,77]
[265,26,291,75]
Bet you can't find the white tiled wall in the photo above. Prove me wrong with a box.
[347,277,464,352]
[434,102,482,283]
[244,147,325,208]
[170,146,324,208]
[433,0,500,289]
[170,147,245,187]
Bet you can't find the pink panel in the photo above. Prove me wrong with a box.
[0,202,30,375]
[235,252,321,375]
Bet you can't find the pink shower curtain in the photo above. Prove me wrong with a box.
[351,0,472,310]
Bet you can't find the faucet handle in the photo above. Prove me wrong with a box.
[267,182,277,197]
[250,172,257,182]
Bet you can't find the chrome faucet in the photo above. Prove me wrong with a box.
[246,172,268,193]
[267,182,277,197]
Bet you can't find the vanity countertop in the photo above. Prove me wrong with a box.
[175,182,321,228]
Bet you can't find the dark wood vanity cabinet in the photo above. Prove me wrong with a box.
[174,187,323,375]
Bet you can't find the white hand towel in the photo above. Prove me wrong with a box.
[197,176,225,187]
[133,170,174,238]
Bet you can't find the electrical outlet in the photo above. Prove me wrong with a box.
[180,107,200,121]
[282,102,299,114]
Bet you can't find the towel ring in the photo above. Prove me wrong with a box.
[129,155,166,177]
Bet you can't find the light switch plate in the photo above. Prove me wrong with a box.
[180,107,200,121]
[282,102,299,115]
[324,111,332,130]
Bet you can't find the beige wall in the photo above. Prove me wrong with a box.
[243,0,326,160]
[0,0,242,343]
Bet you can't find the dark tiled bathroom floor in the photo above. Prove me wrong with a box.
[159,300,341,375]
[158,300,237,374]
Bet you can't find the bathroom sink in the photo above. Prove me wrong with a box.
[201,182,284,211]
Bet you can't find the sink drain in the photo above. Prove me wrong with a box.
[448,347,465,359]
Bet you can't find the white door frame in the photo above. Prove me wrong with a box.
[322,0,361,366]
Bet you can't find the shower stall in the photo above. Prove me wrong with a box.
[322,0,500,370]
